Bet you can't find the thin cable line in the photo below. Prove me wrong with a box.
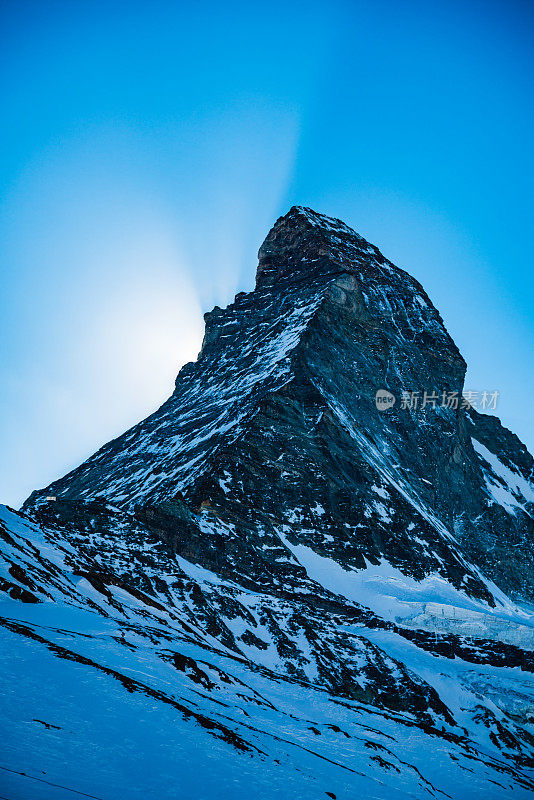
[0,765,107,800]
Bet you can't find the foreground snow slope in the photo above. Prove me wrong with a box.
[1,505,533,799]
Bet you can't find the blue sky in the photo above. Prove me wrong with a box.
[1,0,533,507]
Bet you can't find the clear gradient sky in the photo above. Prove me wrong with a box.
[1,0,533,507]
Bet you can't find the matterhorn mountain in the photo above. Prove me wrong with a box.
[1,206,534,799]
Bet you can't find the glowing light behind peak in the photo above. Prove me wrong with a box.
[0,164,205,505]
[0,10,307,505]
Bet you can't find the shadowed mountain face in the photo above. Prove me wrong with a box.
[2,207,534,799]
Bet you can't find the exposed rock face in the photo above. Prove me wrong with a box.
[3,207,534,798]
[25,206,534,602]
[465,408,534,599]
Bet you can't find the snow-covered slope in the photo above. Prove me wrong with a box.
[3,207,534,798]
[1,504,533,799]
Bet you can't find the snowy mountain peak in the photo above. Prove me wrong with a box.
[256,205,383,288]
[4,209,534,798]
[24,209,533,601]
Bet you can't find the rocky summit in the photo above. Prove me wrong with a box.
[2,206,534,799]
